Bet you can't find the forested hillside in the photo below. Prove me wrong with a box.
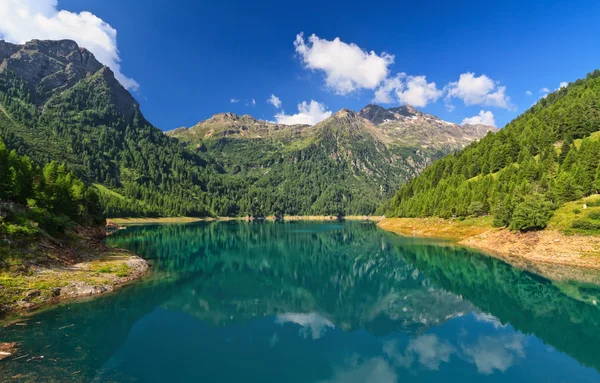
[0,39,247,217]
[169,108,495,216]
[383,70,600,231]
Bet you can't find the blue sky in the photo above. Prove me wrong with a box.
[1,0,600,130]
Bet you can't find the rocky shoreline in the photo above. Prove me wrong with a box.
[0,226,149,321]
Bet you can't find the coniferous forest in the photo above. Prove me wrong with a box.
[383,70,600,231]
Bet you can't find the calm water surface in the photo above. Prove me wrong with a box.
[1,222,600,382]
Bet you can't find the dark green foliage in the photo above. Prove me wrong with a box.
[509,195,555,231]
[571,220,600,231]
[587,211,600,220]
[385,70,600,230]
[0,136,102,235]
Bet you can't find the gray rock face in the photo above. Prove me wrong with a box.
[1,40,103,101]
[0,40,19,62]
[0,38,138,121]
[357,104,498,151]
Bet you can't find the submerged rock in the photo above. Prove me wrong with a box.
[63,282,112,297]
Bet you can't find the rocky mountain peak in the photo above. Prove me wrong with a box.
[358,104,396,124]
[332,108,359,120]
[358,104,426,124]
[389,105,421,117]
[0,39,104,106]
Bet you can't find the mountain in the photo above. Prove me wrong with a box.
[168,105,496,215]
[0,39,236,217]
[383,69,600,232]
[0,38,494,218]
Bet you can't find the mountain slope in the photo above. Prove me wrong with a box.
[383,69,600,232]
[0,39,241,217]
[169,106,496,215]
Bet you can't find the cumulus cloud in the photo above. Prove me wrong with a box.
[461,110,496,127]
[230,98,239,103]
[267,94,282,109]
[275,100,332,126]
[540,87,550,93]
[0,0,138,90]
[294,32,393,95]
[374,73,442,107]
[276,312,334,339]
[525,90,532,96]
[445,73,513,110]
[558,82,568,90]
[251,98,256,106]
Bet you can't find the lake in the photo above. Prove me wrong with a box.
[1,221,600,382]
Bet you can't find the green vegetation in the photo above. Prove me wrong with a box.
[0,136,102,236]
[384,69,600,231]
[549,194,600,235]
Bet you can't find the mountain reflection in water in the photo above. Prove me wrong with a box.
[1,221,599,382]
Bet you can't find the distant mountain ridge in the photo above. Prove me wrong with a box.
[167,104,496,215]
[168,104,497,150]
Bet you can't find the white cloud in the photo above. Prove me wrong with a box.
[525,90,532,96]
[0,0,138,90]
[384,335,456,371]
[276,312,334,340]
[374,73,442,107]
[558,82,568,89]
[275,100,332,126]
[445,73,513,110]
[294,32,393,95]
[251,98,256,106]
[230,98,239,103]
[267,94,282,109]
[461,110,496,127]
[461,335,525,375]
[540,87,550,93]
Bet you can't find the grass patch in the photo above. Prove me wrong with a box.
[550,194,600,235]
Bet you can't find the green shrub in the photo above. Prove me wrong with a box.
[509,195,555,231]
[573,208,581,214]
[587,211,600,220]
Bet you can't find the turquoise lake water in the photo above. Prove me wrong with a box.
[1,221,600,382]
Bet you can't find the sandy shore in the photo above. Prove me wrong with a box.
[378,217,600,283]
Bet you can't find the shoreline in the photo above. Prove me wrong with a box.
[0,228,149,322]
[107,215,384,225]
[378,217,600,283]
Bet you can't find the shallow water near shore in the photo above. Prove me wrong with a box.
[1,221,600,382]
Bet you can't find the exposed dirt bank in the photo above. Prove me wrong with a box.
[378,217,600,283]
[0,227,148,321]
[269,215,384,222]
